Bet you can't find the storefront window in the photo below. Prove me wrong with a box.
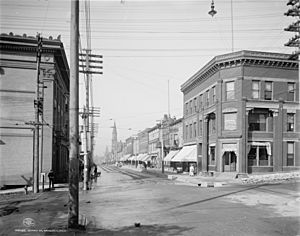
[248,146,257,166]
[259,146,268,166]
[248,145,270,166]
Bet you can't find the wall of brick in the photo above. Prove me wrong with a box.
[0,130,33,186]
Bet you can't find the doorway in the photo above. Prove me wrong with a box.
[222,151,237,172]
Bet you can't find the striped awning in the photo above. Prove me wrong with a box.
[171,145,197,162]
[164,150,180,162]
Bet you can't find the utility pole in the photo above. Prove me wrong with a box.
[79,52,102,191]
[33,34,42,194]
[68,0,79,229]
[160,120,164,174]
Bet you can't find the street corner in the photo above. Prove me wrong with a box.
[197,182,226,188]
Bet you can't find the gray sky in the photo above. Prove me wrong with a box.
[1,0,295,156]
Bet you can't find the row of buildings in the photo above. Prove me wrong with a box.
[109,115,184,170]
[1,33,299,188]
[112,50,299,175]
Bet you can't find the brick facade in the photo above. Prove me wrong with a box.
[181,50,299,174]
[0,33,70,187]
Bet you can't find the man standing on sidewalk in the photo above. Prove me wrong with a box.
[48,169,54,190]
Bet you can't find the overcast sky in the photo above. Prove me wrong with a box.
[1,0,295,156]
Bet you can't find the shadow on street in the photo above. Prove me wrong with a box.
[66,224,192,236]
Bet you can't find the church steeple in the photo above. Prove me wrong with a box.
[111,122,118,160]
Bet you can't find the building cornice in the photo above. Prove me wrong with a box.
[181,50,298,94]
[0,33,70,90]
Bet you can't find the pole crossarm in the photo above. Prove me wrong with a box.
[80,53,103,58]
[79,52,103,74]
[79,70,103,74]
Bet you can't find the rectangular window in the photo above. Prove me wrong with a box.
[185,103,188,115]
[252,80,260,99]
[287,113,295,132]
[264,81,272,100]
[190,101,193,114]
[212,86,216,104]
[189,124,192,139]
[249,113,267,131]
[199,94,203,109]
[226,81,235,100]
[223,112,237,130]
[194,122,197,137]
[198,143,203,156]
[210,146,216,165]
[211,117,216,133]
[259,146,268,166]
[192,99,195,113]
[248,145,269,166]
[287,142,294,166]
[248,146,257,166]
[185,125,189,139]
[287,83,295,101]
[199,120,203,136]
[194,98,197,112]
[206,90,210,107]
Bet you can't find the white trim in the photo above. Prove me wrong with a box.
[244,76,297,83]
[222,77,238,83]
[223,107,238,113]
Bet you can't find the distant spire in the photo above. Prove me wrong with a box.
[111,122,118,157]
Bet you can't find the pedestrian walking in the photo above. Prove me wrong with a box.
[48,169,54,189]
[189,164,194,176]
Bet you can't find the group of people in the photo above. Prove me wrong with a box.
[47,164,101,191]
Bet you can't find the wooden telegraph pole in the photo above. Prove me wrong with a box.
[68,0,80,228]
[33,34,42,194]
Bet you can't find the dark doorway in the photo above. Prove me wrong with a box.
[222,151,237,172]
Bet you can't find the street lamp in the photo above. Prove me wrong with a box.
[208,0,217,17]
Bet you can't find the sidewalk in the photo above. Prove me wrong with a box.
[0,184,69,235]
[120,165,300,187]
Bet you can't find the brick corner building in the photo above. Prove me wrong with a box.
[0,33,70,187]
[181,50,299,175]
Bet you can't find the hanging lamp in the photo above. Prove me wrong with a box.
[208,0,217,17]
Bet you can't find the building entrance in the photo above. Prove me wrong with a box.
[222,151,237,172]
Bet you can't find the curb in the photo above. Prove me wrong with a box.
[197,182,226,187]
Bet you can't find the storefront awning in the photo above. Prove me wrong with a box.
[140,154,149,162]
[120,154,132,161]
[171,145,197,162]
[249,142,272,155]
[137,153,147,161]
[164,150,180,162]
[128,155,136,161]
[221,143,238,155]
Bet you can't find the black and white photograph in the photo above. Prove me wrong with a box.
[0,0,299,235]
